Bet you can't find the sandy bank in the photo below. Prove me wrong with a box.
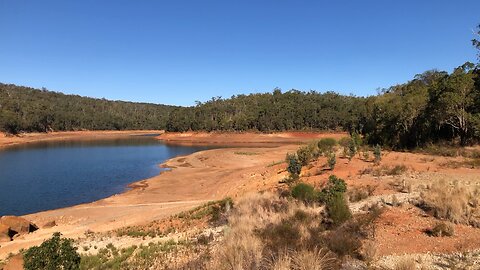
[157,131,347,145]
[0,130,164,149]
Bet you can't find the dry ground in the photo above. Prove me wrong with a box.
[1,131,480,269]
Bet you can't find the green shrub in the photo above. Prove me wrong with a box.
[291,183,317,203]
[351,131,363,148]
[317,138,337,154]
[24,232,80,270]
[286,153,302,180]
[374,144,382,164]
[327,152,336,170]
[317,175,347,203]
[297,146,314,166]
[326,193,352,226]
[348,139,357,160]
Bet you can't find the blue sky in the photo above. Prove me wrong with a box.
[0,1,479,106]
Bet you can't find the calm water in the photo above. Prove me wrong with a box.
[0,136,211,216]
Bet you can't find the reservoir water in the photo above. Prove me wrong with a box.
[0,135,211,216]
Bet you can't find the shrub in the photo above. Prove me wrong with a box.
[258,221,301,253]
[325,226,360,257]
[347,139,357,160]
[347,185,375,202]
[317,138,337,155]
[291,248,337,270]
[388,165,407,175]
[362,150,370,161]
[286,153,302,180]
[419,180,479,226]
[24,232,80,270]
[317,175,347,203]
[297,146,314,166]
[428,222,454,237]
[394,258,416,270]
[327,153,336,170]
[373,144,381,164]
[338,137,350,148]
[291,183,317,203]
[351,131,363,148]
[326,193,352,226]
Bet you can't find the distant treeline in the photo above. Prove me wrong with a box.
[166,63,480,148]
[0,83,177,133]
[1,63,479,149]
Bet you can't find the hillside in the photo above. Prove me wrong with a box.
[0,83,177,133]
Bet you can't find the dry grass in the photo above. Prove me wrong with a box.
[419,180,480,227]
[347,185,376,202]
[428,222,454,237]
[210,192,344,270]
[210,191,385,270]
[393,258,416,270]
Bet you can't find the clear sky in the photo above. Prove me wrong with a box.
[1,1,479,106]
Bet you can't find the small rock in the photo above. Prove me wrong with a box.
[42,220,56,228]
[0,216,38,235]
[0,223,12,242]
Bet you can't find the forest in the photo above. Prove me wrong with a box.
[0,83,176,133]
[1,25,479,149]
[166,62,480,148]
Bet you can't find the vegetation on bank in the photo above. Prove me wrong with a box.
[0,83,176,133]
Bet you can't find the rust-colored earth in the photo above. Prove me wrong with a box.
[0,130,479,263]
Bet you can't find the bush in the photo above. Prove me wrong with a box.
[326,193,352,226]
[291,183,317,203]
[24,232,80,270]
[347,185,375,202]
[351,131,363,148]
[258,221,301,253]
[374,144,382,163]
[325,226,361,257]
[317,138,337,155]
[428,222,454,237]
[327,153,336,170]
[419,180,480,226]
[347,139,357,160]
[286,153,302,180]
[338,137,350,148]
[297,146,314,166]
[317,175,347,203]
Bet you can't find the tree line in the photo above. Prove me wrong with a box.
[2,63,479,149]
[0,83,177,133]
[165,62,480,148]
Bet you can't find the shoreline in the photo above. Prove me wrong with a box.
[0,131,337,258]
[0,130,165,149]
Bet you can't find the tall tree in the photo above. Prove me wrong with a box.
[434,63,477,145]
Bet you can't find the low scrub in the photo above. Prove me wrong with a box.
[176,197,233,224]
[210,187,383,269]
[291,183,317,203]
[371,164,407,176]
[317,138,337,155]
[347,185,376,202]
[24,233,80,270]
[419,180,480,227]
[428,222,454,237]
